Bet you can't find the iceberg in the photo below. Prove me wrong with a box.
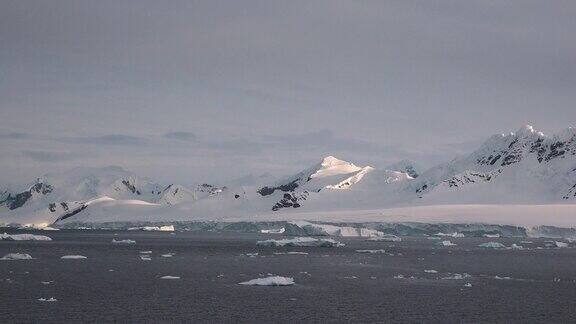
[554,241,569,248]
[160,276,180,280]
[367,234,401,242]
[441,273,471,280]
[61,255,87,259]
[0,233,52,241]
[478,242,506,249]
[239,276,294,286]
[424,269,438,273]
[1,253,33,260]
[355,249,386,254]
[111,239,136,244]
[256,237,344,247]
[37,297,58,302]
[438,240,456,246]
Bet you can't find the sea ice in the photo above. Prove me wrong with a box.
[111,239,136,244]
[1,253,33,260]
[367,234,401,242]
[441,273,471,280]
[438,240,457,246]
[37,297,57,302]
[239,276,295,286]
[0,233,52,241]
[273,252,309,255]
[424,270,438,273]
[256,237,344,247]
[160,276,180,280]
[61,255,87,259]
[355,249,386,254]
[554,241,569,248]
[478,242,506,249]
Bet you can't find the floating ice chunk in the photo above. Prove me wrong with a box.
[554,241,569,248]
[438,240,457,246]
[393,274,405,279]
[41,281,54,285]
[479,242,506,249]
[273,252,309,255]
[41,227,60,231]
[0,233,52,241]
[442,273,471,280]
[424,270,438,273]
[355,249,386,254]
[367,234,401,242]
[520,241,533,244]
[1,253,33,260]
[435,232,464,238]
[38,297,57,302]
[245,253,259,257]
[140,251,152,254]
[239,276,294,286]
[128,225,174,232]
[160,276,180,280]
[509,244,524,250]
[61,255,87,259]
[427,237,441,240]
[140,256,152,261]
[161,253,174,258]
[464,283,472,287]
[260,228,285,234]
[256,237,344,247]
[494,275,512,280]
[483,233,501,238]
[111,239,136,244]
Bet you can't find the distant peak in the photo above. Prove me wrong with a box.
[320,155,348,166]
[514,124,536,136]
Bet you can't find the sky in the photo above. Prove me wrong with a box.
[1,0,575,186]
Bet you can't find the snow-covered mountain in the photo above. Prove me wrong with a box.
[2,125,576,226]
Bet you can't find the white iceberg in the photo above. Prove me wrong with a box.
[464,283,472,287]
[554,241,569,248]
[273,252,309,255]
[355,249,386,254]
[128,225,174,232]
[367,234,401,242]
[441,273,471,280]
[239,276,294,286]
[161,253,174,258]
[478,242,506,249]
[257,237,344,247]
[438,240,457,246]
[0,233,52,241]
[1,253,33,260]
[435,232,465,238]
[38,297,57,302]
[424,269,438,273]
[260,228,285,234]
[483,233,501,238]
[160,276,180,280]
[61,255,87,259]
[111,239,136,244]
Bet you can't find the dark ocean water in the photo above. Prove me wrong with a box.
[2,230,576,323]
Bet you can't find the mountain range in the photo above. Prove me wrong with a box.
[1,125,575,226]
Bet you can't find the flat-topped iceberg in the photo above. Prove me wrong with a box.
[239,276,294,286]
[257,237,344,247]
[61,255,87,259]
[1,253,33,260]
[1,233,52,241]
[479,242,506,248]
[111,239,136,244]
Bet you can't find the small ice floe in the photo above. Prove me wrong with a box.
[160,276,180,280]
[245,253,259,257]
[37,297,57,302]
[273,252,309,255]
[256,237,344,247]
[483,233,501,238]
[111,239,136,244]
[41,281,54,285]
[161,253,174,258]
[60,255,87,259]
[520,241,533,244]
[478,242,506,249]
[554,241,569,248]
[435,232,465,238]
[424,270,438,274]
[355,249,386,254]
[260,228,285,234]
[1,253,33,260]
[393,274,405,279]
[140,256,152,261]
[239,276,294,286]
[367,234,401,242]
[438,240,457,247]
[140,251,152,254]
[441,273,471,280]
[427,237,441,240]
[509,244,524,250]
[494,275,512,280]
[464,283,472,287]
[41,227,60,231]
[128,225,174,232]
[1,233,52,241]
[344,276,358,279]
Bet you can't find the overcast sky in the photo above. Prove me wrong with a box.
[1,0,575,186]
